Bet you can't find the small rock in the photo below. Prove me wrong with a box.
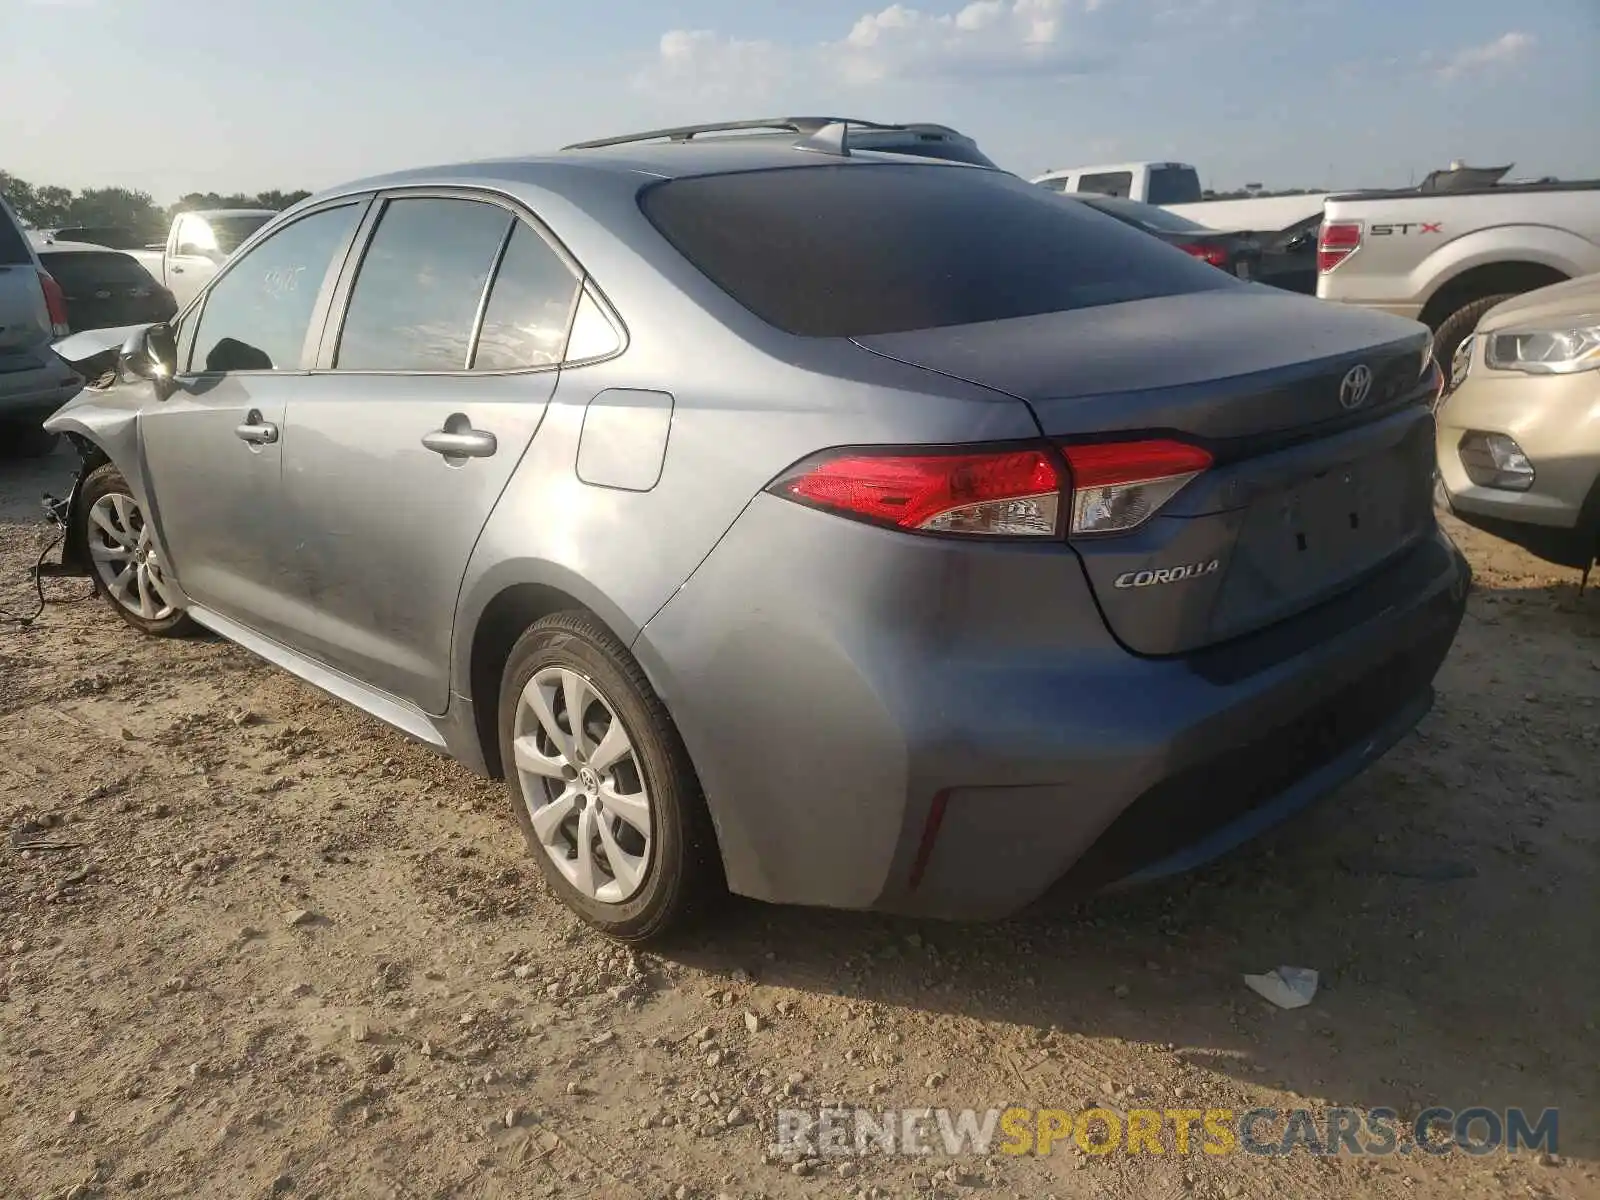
[420,1039,435,1058]
[1538,1153,1562,1167]
[744,1011,762,1034]
[565,1082,588,1096]
[350,1022,371,1044]
[270,1174,294,1195]
[284,909,315,928]
[369,1051,395,1075]
[591,1031,616,1047]
[791,1160,814,1176]
[237,926,264,941]
[837,1161,860,1178]
[286,981,312,998]
[726,1106,746,1127]
[1112,984,1130,998]
[706,1050,724,1068]
[731,968,751,984]
[513,965,535,980]
[66,1109,84,1125]
[505,1107,520,1129]
[925,1071,947,1088]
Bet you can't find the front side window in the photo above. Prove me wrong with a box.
[189,203,361,373]
[335,197,513,372]
[1077,171,1134,198]
[472,222,581,370]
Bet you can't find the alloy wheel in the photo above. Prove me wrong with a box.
[512,666,653,903]
[87,493,180,621]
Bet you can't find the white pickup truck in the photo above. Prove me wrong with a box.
[1316,174,1600,368]
[129,208,275,312]
[1031,161,1330,236]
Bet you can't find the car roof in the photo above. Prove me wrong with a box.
[309,136,989,210]
[182,208,277,218]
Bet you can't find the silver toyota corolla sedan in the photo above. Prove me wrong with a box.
[44,120,1470,942]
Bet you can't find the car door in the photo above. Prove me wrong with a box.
[276,191,585,713]
[165,213,227,310]
[138,199,367,643]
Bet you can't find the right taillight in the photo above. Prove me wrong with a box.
[1059,439,1213,535]
[1317,221,1363,274]
[37,270,70,337]
[769,438,1212,539]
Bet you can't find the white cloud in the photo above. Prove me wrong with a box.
[637,29,789,99]
[639,0,1113,96]
[1433,31,1535,81]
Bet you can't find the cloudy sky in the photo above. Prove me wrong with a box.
[3,0,1596,200]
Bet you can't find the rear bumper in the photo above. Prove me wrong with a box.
[637,494,1470,919]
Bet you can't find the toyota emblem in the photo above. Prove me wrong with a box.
[1339,364,1373,410]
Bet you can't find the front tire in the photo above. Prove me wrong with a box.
[75,462,197,637]
[498,611,721,942]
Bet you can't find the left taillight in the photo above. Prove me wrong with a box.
[1060,439,1213,535]
[769,438,1213,539]
[37,270,70,337]
[770,447,1063,537]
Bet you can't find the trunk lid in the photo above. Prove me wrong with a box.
[854,288,1439,655]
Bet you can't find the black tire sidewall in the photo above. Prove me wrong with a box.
[76,463,196,637]
[497,613,707,941]
[1433,294,1518,377]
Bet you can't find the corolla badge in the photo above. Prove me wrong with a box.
[1113,559,1221,589]
[1339,363,1374,410]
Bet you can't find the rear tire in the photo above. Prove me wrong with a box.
[1432,293,1516,379]
[75,463,198,637]
[498,610,722,943]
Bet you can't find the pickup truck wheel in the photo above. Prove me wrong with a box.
[1432,294,1517,378]
[499,611,723,944]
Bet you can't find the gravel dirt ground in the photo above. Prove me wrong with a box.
[1,444,1596,1200]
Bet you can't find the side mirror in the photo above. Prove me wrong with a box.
[119,324,178,400]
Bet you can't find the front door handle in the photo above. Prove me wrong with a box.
[422,426,497,459]
[235,410,278,445]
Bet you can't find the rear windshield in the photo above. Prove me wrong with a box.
[0,199,31,265]
[640,164,1233,338]
[1147,166,1203,205]
[38,251,157,291]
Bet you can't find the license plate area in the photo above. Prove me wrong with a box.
[1214,446,1430,633]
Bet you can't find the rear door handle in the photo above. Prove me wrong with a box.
[422,426,497,459]
[235,411,278,445]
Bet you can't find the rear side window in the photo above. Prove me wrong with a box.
[0,198,31,265]
[1147,166,1203,205]
[336,197,513,372]
[191,203,361,373]
[471,222,581,371]
[641,165,1233,338]
[1077,171,1133,197]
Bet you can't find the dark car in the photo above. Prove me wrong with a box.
[1060,193,1265,281]
[34,242,177,333]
